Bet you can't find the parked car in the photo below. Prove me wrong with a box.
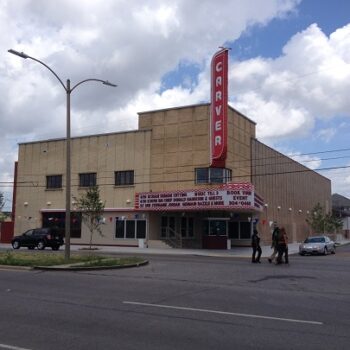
[299,235,336,256]
[11,227,64,250]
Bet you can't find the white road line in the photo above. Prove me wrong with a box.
[0,344,32,350]
[123,301,323,325]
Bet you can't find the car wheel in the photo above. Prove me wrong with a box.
[12,240,20,249]
[323,247,328,255]
[37,241,46,250]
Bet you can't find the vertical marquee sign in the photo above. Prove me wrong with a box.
[210,48,228,168]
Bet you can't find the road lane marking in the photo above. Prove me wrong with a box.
[0,344,32,350]
[123,301,323,325]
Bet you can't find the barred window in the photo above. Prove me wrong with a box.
[46,175,62,189]
[79,173,96,187]
[115,170,134,186]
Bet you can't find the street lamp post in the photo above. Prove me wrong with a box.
[8,49,117,260]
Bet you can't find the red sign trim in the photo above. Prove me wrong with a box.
[210,49,228,168]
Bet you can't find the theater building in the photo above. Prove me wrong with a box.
[13,50,331,249]
[13,102,331,249]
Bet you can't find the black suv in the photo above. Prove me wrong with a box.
[11,227,64,250]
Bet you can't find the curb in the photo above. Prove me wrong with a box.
[0,265,32,271]
[32,259,149,271]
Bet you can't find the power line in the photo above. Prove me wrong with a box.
[5,150,350,179]
[1,164,350,189]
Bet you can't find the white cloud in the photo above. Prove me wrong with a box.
[1,0,300,209]
[2,0,350,208]
[321,165,350,198]
[315,128,336,143]
[230,23,350,137]
[227,22,350,199]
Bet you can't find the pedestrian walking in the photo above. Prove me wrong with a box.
[276,227,289,264]
[251,228,262,263]
[268,222,279,263]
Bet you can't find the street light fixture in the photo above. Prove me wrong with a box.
[8,48,117,260]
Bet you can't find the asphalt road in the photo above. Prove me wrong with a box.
[1,245,350,350]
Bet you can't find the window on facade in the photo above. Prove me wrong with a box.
[46,175,62,189]
[115,170,134,186]
[79,173,96,187]
[136,220,146,239]
[126,220,135,238]
[195,168,209,184]
[240,222,251,239]
[181,217,194,238]
[115,220,125,238]
[228,221,251,240]
[115,218,146,239]
[228,221,239,239]
[161,216,175,238]
[195,168,232,184]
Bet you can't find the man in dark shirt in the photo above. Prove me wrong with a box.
[251,229,262,263]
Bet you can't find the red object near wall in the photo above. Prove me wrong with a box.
[0,221,14,243]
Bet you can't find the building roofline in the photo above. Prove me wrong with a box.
[228,104,256,125]
[18,128,151,146]
[253,139,331,182]
[137,102,211,115]
[19,102,256,146]
[137,102,257,125]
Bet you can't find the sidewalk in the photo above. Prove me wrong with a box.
[1,239,349,259]
[70,242,301,258]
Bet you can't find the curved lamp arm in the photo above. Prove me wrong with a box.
[8,49,117,93]
[71,78,117,92]
[8,49,67,92]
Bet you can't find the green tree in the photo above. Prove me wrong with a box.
[73,186,105,250]
[0,192,5,222]
[0,191,4,211]
[306,203,343,233]
[325,213,343,233]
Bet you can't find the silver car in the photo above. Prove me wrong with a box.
[299,235,336,256]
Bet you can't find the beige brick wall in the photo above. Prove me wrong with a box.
[138,104,256,192]
[227,107,256,182]
[252,139,332,243]
[15,130,151,236]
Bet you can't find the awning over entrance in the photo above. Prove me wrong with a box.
[135,183,264,212]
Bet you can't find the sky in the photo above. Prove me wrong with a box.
[1,0,350,211]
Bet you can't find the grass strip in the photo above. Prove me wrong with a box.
[0,251,144,267]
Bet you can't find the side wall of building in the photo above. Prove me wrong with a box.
[252,139,332,243]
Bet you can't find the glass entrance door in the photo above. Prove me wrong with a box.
[202,218,228,249]
[203,219,228,236]
[209,220,227,236]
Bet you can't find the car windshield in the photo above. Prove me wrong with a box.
[305,237,325,243]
